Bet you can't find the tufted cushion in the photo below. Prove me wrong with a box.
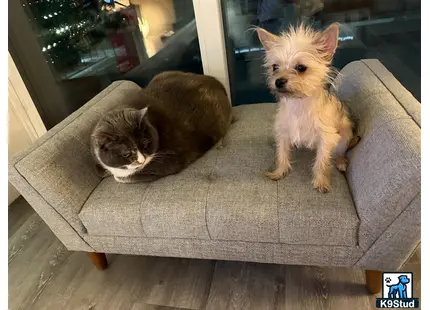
[79,103,359,247]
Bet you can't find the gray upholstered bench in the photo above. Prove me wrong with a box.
[9,59,420,293]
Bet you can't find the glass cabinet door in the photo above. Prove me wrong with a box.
[9,0,203,128]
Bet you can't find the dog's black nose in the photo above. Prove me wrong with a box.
[275,78,287,89]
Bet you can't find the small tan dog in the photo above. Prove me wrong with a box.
[257,23,358,193]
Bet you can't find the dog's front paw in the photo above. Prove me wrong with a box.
[312,177,331,193]
[265,169,288,181]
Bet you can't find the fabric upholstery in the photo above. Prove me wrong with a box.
[84,235,364,268]
[277,148,359,246]
[334,60,421,250]
[360,59,421,126]
[354,194,421,271]
[9,81,142,239]
[80,103,360,247]
[139,149,217,239]
[79,178,151,237]
[80,149,218,239]
[8,167,95,251]
[206,105,279,243]
[9,59,421,271]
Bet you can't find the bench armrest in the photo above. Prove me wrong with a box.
[335,60,421,270]
[8,81,141,251]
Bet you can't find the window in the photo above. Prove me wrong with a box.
[221,0,420,105]
[10,0,202,128]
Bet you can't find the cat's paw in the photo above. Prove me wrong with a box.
[95,163,110,178]
[114,176,129,184]
[265,169,288,181]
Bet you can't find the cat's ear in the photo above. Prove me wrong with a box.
[138,107,148,126]
[139,107,148,118]
[256,27,278,51]
[92,131,115,148]
[315,23,339,60]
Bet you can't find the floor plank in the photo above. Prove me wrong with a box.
[131,304,193,310]
[281,265,370,310]
[27,253,214,310]
[205,261,286,310]
[8,196,34,237]
[8,209,72,310]
[137,257,215,310]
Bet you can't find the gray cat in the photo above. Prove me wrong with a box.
[91,71,232,183]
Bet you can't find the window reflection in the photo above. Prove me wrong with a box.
[23,0,201,80]
[222,0,420,104]
[15,0,202,127]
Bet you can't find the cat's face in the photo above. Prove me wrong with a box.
[92,108,158,170]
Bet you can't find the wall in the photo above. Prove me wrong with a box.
[8,101,33,205]
[8,52,46,206]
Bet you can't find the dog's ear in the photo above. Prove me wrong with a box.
[256,27,279,51]
[315,23,339,61]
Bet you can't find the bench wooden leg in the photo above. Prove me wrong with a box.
[87,252,108,270]
[365,270,382,294]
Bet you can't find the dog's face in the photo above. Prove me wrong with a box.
[257,23,339,98]
[399,275,410,285]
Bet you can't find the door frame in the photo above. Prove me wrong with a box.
[8,52,47,140]
[8,51,47,206]
[193,0,231,101]
[8,0,70,129]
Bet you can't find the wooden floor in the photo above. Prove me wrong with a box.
[9,197,421,310]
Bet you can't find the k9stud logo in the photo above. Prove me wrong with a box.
[376,272,419,308]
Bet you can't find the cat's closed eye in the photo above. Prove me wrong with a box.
[121,151,131,158]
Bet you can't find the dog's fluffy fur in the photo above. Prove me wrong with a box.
[257,23,358,193]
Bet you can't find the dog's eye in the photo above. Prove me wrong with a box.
[272,64,279,72]
[295,64,307,72]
